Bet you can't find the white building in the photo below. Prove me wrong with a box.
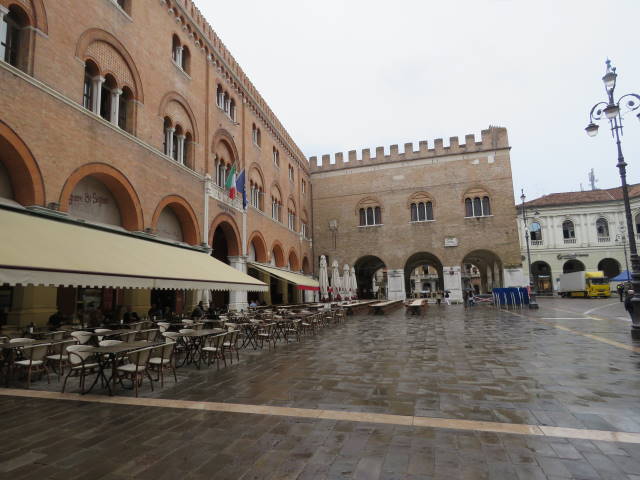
[517,185,640,293]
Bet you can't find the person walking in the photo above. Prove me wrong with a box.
[617,283,625,302]
[462,289,469,308]
[444,291,450,306]
[625,289,635,314]
[435,290,442,305]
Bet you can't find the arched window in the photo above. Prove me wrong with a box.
[359,206,381,226]
[482,196,491,216]
[410,202,434,222]
[181,45,190,73]
[465,195,491,217]
[214,158,228,187]
[83,61,100,111]
[530,222,542,242]
[117,86,135,133]
[184,132,193,169]
[271,187,282,222]
[172,125,182,161]
[216,85,224,109]
[163,117,173,156]
[359,208,365,226]
[562,220,575,239]
[1,6,29,71]
[273,147,280,167]
[116,0,131,14]
[252,124,261,146]
[596,218,609,239]
[99,75,117,122]
[171,35,181,64]
[465,198,473,217]
[229,99,236,122]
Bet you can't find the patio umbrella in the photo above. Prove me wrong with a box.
[331,260,342,301]
[319,255,329,301]
[350,266,358,300]
[343,264,351,300]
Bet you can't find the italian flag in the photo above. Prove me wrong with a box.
[225,163,237,199]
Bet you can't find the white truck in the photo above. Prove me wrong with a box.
[558,271,610,298]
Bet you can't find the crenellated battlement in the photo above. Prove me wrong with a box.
[309,126,509,172]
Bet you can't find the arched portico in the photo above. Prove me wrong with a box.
[461,249,503,293]
[151,195,200,245]
[354,255,387,299]
[563,259,585,274]
[247,231,268,263]
[531,261,553,294]
[404,252,444,297]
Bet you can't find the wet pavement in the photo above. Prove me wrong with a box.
[2,298,640,479]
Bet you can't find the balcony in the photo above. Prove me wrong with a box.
[531,240,543,246]
[208,183,243,212]
[598,236,610,243]
[564,238,576,244]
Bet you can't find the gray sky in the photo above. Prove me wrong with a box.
[200,0,640,201]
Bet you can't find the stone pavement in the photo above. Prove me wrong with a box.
[2,300,640,479]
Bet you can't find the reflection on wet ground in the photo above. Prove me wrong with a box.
[2,298,640,479]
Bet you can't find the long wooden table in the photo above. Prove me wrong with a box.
[405,299,428,315]
[368,300,404,315]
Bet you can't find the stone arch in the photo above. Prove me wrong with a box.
[288,248,300,271]
[211,128,239,165]
[563,259,585,274]
[248,161,265,187]
[209,213,241,257]
[247,231,268,263]
[354,195,384,215]
[405,251,444,295]
[158,91,198,142]
[354,255,387,299]
[598,258,621,279]
[2,0,48,34]
[406,191,435,209]
[75,28,143,103]
[271,240,285,268]
[302,255,311,274]
[531,261,553,294]
[461,249,503,292]
[0,120,45,205]
[59,163,143,231]
[151,195,200,246]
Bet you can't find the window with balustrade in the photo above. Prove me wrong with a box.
[596,217,610,242]
[562,220,576,242]
[529,222,542,245]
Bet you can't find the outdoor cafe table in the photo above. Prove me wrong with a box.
[84,340,161,396]
[177,328,225,368]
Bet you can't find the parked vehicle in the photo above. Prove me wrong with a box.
[558,271,610,298]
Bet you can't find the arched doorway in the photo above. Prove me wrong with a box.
[247,232,268,263]
[598,258,621,280]
[563,259,585,274]
[461,250,503,293]
[404,252,443,298]
[531,261,553,294]
[355,255,387,299]
[210,218,241,309]
[152,195,200,245]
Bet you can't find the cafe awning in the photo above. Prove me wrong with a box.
[248,262,319,291]
[0,208,267,292]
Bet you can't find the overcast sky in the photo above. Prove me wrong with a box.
[200,0,640,201]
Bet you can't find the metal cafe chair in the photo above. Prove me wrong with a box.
[148,342,177,387]
[201,333,226,369]
[62,345,99,393]
[13,343,51,389]
[115,347,154,397]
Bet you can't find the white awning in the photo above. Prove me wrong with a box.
[0,208,267,292]
[248,262,319,290]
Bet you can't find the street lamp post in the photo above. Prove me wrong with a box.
[616,228,630,278]
[520,189,539,309]
[586,59,640,333]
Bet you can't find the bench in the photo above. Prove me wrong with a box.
[405,299,427,316]
[343,300,378,315]
[368,300,403,315]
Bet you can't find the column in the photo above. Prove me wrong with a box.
[281,279,289,304]
[503,267,525,287]
[165,127,175,157]
[386,269,406,301]
[261,271,272,305]
[442,266,463,303]
[7,286,58,327]
[486,265,494,290]
[228,255,248,311]
[91,76,105,115]
[494,263,502,288]
[109,88,122,126]
[0,6,9,60]
[176,134,186,164]
[175,45,183,68]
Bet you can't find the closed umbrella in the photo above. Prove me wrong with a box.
[343,264,351,300]
[331,260,342,301]
[350,266,358,300]
[319,255,329,301]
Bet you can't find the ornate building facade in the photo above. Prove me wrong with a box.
[518,185,640,293]
[310,127,523,302]
[0,0,313,324]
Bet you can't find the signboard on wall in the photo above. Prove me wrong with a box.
[444,237,459,247]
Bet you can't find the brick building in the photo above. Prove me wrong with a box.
[309,127,524,302]
[0,0,314,325]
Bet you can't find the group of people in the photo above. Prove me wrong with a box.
[47,304,141,330]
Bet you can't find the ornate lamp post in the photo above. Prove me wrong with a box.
[520,190,539,309]
[586,59,640,332]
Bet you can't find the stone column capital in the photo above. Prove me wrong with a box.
[0,5,9,16]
